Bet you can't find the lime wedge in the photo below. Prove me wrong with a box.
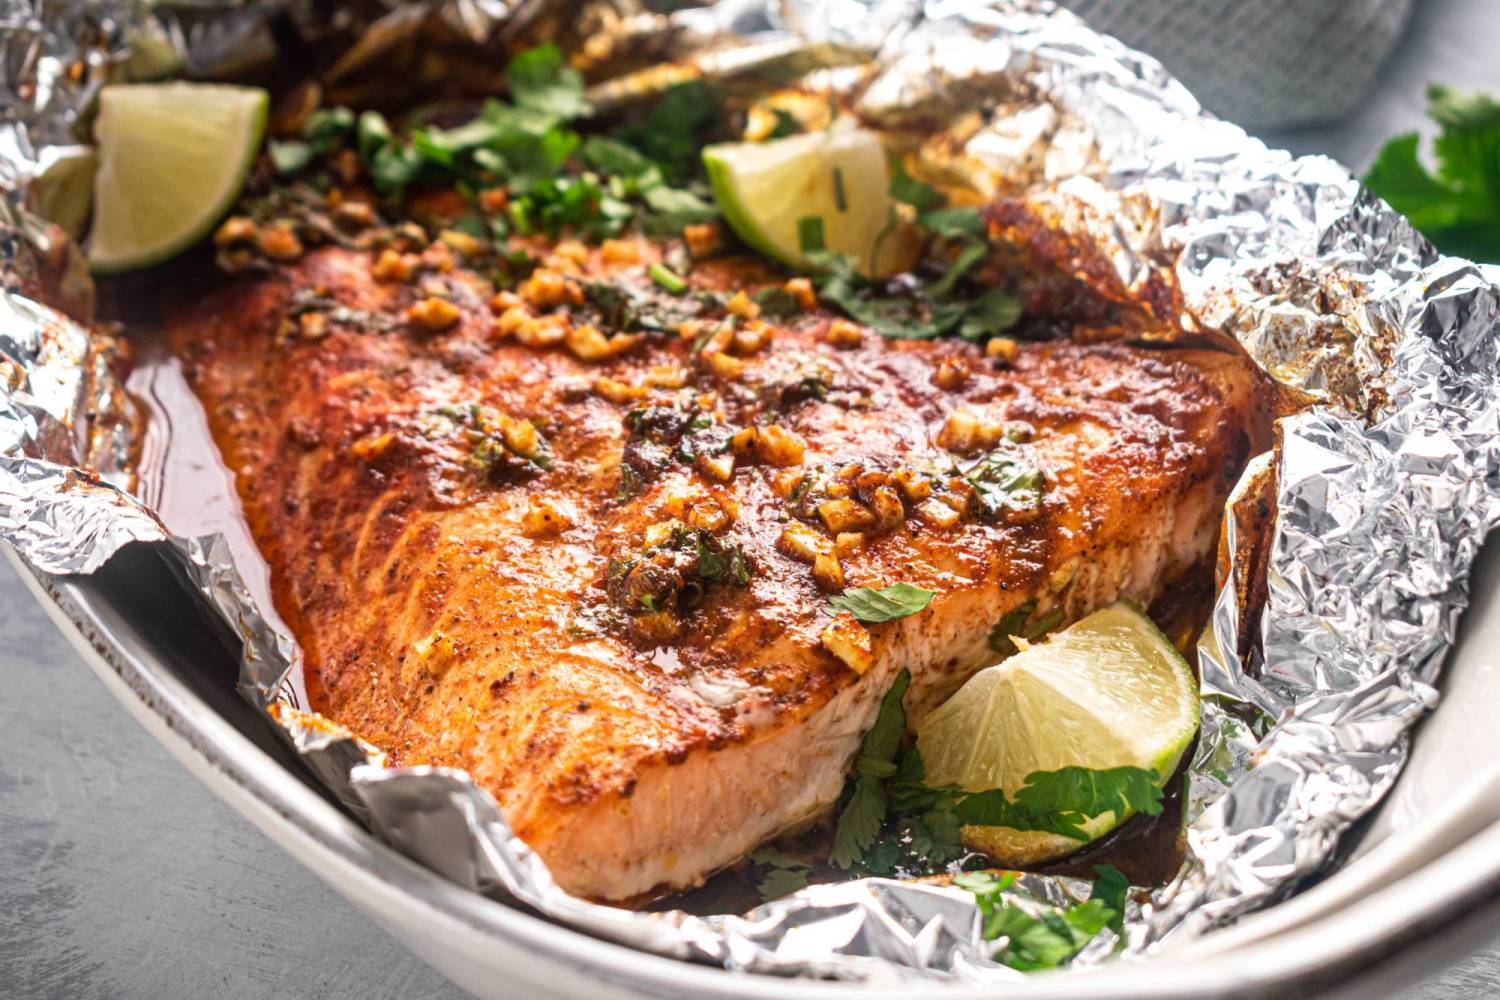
[88,82,268,274]
[916,601,1199,865]
[703,122,922,278]
[31,148,98,241]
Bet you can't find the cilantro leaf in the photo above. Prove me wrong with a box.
[828,583,935,623]
[506,43,589,120]
[580,136,651,176]
[748,847,811,900]
[919,206,986,237]
[955,766,1163,840]
[302,106,355,148]
[830,670,910,868]
[927,237,988,298]
[622,80,719,178]
[1010,765,1164,821]
[641,184,718,229]
[751,286,801,317]
[830,778,886,869]
[985,904,1096,970]
[1088,864,1131,934]
[957,289,1023,339]
[985,599,1063,656]
[766,108,802,140]
[755,865,811,899]
[890,159,944,212]
[1364,85,1500,262]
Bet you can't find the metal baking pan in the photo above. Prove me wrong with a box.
[6,0,1500,993]
[15,536,1500,999]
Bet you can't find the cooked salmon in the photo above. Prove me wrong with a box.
[168,237,1267,901]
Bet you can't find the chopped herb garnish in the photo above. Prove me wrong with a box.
[956,863,1129,970]
[619,401,732,497]
[263,45,723,247]
[268,140,314,174]
[648,262,688,294]
[963,448,1045,519]
[751,286,802,318]
[618,80,719,180]
[978,891,1116,971]
[1088,863,1131,935]
[889,159,945,212]
[987,599,1060,656]
[828,583,935,623]
[797,214,827,254]
[952,766,1163,841]
[797,182,1021,343]
[832,165,848,212]
[808,247,1022,342]
[605,524,753,615]
[766,108,802,140]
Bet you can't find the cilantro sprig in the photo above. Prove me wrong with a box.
[830,669,911,868]
[1365,85,1500,262]
[828,672,1165,873]
[959,866,1128,970]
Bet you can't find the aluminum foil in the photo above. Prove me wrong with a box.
[3,0,1500,985]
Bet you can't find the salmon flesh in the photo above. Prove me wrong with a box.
[169,240,1266,901]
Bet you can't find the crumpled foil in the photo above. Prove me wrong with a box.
[3,0,1500,985]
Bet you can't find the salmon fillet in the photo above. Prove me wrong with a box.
[168,240,1266,901]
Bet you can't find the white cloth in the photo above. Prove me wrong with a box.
[1060,0,1416,128]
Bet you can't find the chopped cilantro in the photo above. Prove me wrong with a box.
[963,448,1045,519]
[1089,863,1131,934]
[648,262,688,294]
[988,599,1065,656]
[265,44,721,245]
[268,140,314,175]
[766,108,802,140]
[797,214,827,254]
[303,106,355,146]
[751,286,801,317]
[889,159,945,212]
[606,523,752,614]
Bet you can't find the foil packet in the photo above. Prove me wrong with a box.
[2,0,1499,984]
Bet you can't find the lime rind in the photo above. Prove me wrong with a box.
[88,83,269,274]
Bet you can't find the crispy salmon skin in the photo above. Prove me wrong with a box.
[168,239,1267,900]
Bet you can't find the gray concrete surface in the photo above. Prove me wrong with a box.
[3,1,1500,997]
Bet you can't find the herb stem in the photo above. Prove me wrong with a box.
[648,262,688,294]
